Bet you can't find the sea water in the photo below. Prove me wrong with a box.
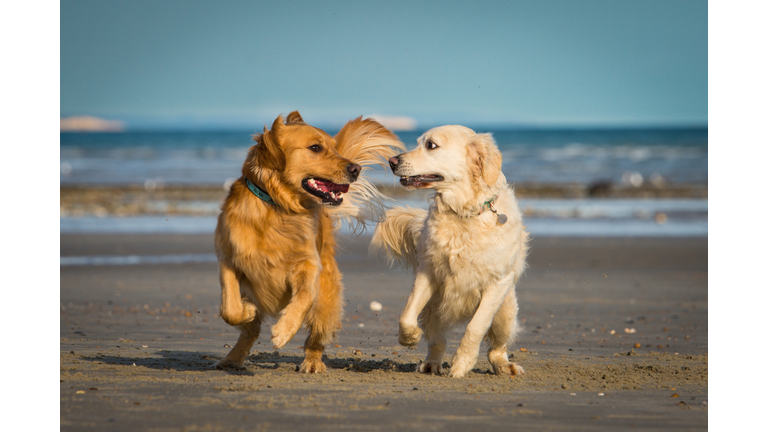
[60,127,707,186]
[60,127,707,240]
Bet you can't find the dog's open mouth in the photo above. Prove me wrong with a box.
[400,174,444,188]
[302,178,350,205]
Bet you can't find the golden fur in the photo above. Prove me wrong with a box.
[215,111,403,373]
[372,125,529,378]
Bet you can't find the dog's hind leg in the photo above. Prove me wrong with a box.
[214,319,262,370]
[418,304,448,375]
[485,290,525,376]
[300,246,344,374]
[300,331,328,374]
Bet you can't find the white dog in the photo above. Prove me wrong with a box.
[372,125,528,378]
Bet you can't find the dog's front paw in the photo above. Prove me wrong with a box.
[448,356,475,378]
[271,312,305,349]
[418,361,443,375]
[271,320,298,349]
[241,300,258,321]
[299,359,327,374]
[492,361,525,376]
[213,357,246,370]
[398,324,423,346]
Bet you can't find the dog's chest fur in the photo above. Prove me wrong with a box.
[418,195,525,321]
[425,212,513,287]
[219,202,328,307]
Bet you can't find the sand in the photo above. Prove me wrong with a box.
[61,233,707,431]
[59,183,707,217]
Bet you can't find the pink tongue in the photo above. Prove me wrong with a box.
[316,180,349,193]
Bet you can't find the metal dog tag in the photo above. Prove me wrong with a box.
[488,201,507,225]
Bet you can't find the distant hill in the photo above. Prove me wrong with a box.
[60,116,125,132]
[368,115,416,131]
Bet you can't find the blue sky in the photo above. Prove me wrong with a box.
[60,0,707,129]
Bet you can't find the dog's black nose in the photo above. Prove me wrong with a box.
[347,163,362,179]
[389,156,400,171]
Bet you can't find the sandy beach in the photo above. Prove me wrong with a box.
[56,2,712,428]
[60,232,707,431]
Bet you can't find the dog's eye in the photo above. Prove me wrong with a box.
[308,144,322,153]
[426,140,439,150]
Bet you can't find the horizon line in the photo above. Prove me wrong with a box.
[60,115,708,133]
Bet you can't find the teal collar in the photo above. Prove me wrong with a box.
[478,196,498,215]
[245,178,278,206]
[479,195,508,225]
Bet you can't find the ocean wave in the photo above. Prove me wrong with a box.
[61,128,707,186]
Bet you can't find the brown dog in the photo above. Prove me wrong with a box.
[214,111,403,373]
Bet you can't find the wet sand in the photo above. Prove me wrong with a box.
[59,183,708,217]
[61,233,707,431]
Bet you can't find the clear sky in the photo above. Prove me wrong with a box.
[60,0,707,129]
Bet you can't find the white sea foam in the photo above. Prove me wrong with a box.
[60,254,217,266]
[60,198,707,238]
[60,128,707,185]
[60,216,217,234]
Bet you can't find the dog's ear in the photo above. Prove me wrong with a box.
[250,115,286,171]
[285,111,305,124]
[469,133,502,187]
[335,116,405,166]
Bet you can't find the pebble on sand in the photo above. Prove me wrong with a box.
[369,301,383,311]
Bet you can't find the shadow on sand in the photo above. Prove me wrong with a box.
[79,350,423,376]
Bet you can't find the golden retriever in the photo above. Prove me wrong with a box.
[214,111,403,373]
[372,125,529,378]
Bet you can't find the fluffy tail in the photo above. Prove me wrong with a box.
[330,117,405,231]
[370,207,427,269]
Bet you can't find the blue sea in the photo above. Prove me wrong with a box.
[60,127,707,187]
[60,127,708,240]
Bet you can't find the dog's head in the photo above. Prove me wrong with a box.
[388,125,502,193]
[244,111,361,208]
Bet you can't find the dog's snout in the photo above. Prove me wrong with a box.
[389,156,400,172]
[347,163,362,179]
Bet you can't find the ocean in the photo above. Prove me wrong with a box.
[60,127,707,187]
[60,127,708,241]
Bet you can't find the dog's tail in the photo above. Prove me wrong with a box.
[330,117,406,231]
[370,207,427,269]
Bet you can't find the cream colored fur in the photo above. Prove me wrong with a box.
[372,125,529,378]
